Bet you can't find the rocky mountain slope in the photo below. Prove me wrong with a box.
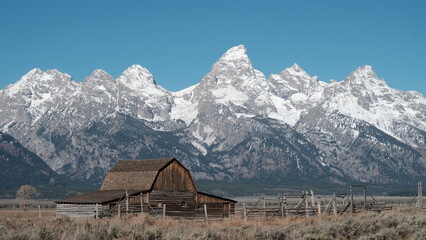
[0,45,425,186]
[0,131,61,189]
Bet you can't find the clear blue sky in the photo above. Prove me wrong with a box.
[1,0,425,95]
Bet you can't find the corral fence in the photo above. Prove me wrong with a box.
[232,182,425,220]
[90,182,425,221]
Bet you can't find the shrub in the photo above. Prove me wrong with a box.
[412,228,426,240]
[146,227,165,240]
[38,226,54,240]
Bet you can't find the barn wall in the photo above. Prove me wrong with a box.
[57,204,106,219]
[149,190,195,204]
[152,161,196,191]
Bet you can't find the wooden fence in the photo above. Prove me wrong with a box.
[95,195,233,221]
[91,182,424,221]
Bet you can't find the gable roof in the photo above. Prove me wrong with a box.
[100,157,179,191]
[197,191,237,203]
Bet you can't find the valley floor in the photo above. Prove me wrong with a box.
[1,208,426,239]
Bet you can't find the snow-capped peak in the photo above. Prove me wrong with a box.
[4,68,73,96]
[117,64,157,90]
[20,68,71,82]
[23,68,43,78]
[207,45,255,85]
[88,69,113,80]
[290,63,302,71]
[281,63,312,79]
[82,69,115,92]
[345,65,385,86]
[219,45,249,62]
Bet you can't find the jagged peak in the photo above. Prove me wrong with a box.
[345,65,385,85]
[285,63,306,73]
[219,45,248,62]
[19,68,72,84]
[202,45,256,87]
[124,64,149,72]
[82,70,114,90]
[279,63,312,80]
[121,65,153,81]
[290,63,302,71]
[24,68,42,77]
[117,64,164,91]
[2,68,74,97]
[351,65,376,77]
[209,45,253,73]
[87,69,113,80]
[91,69,109,76]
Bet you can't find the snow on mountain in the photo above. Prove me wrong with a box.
[321,65,426,147]
[0,45,425,186]
[0,69,80,138]
[267,64,326,125]
[170,85,198,126]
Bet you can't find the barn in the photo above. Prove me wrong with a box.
[56,158,236,219]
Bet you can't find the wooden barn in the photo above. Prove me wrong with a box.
[56,158,236,219]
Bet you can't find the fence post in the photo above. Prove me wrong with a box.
[243,203,247,221]
[305,192,309,217]
[204,204,208,222]
[125,190,129,214]
[263,194,266,217]
[350,186,353,216]
[95,203,99,219]
[284,194,287,217]
[163,204,166,218]
[332,193,337,216]
[317,200,321,215]
[364,186,367,211]
[118,203,121,218]
[140,193,144,214]
[418,182,423,209]
[38,205,41,218]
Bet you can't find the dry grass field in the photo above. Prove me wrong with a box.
[1,208,426,239]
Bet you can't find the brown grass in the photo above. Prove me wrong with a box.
[0,209,56,219]
[1,208,426,239]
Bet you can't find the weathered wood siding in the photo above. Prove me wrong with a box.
[57,204,106,219]
[149,190,195,204]
[152,161,196,191]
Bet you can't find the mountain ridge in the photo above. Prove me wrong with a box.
[0,45,425,188]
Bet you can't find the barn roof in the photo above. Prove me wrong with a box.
[55,190,143,204]
[100,157,184,191]
[197,191,237,203]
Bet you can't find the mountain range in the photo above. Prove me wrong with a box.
[0,45,425,189]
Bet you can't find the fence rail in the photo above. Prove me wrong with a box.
[91,182,424,221]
